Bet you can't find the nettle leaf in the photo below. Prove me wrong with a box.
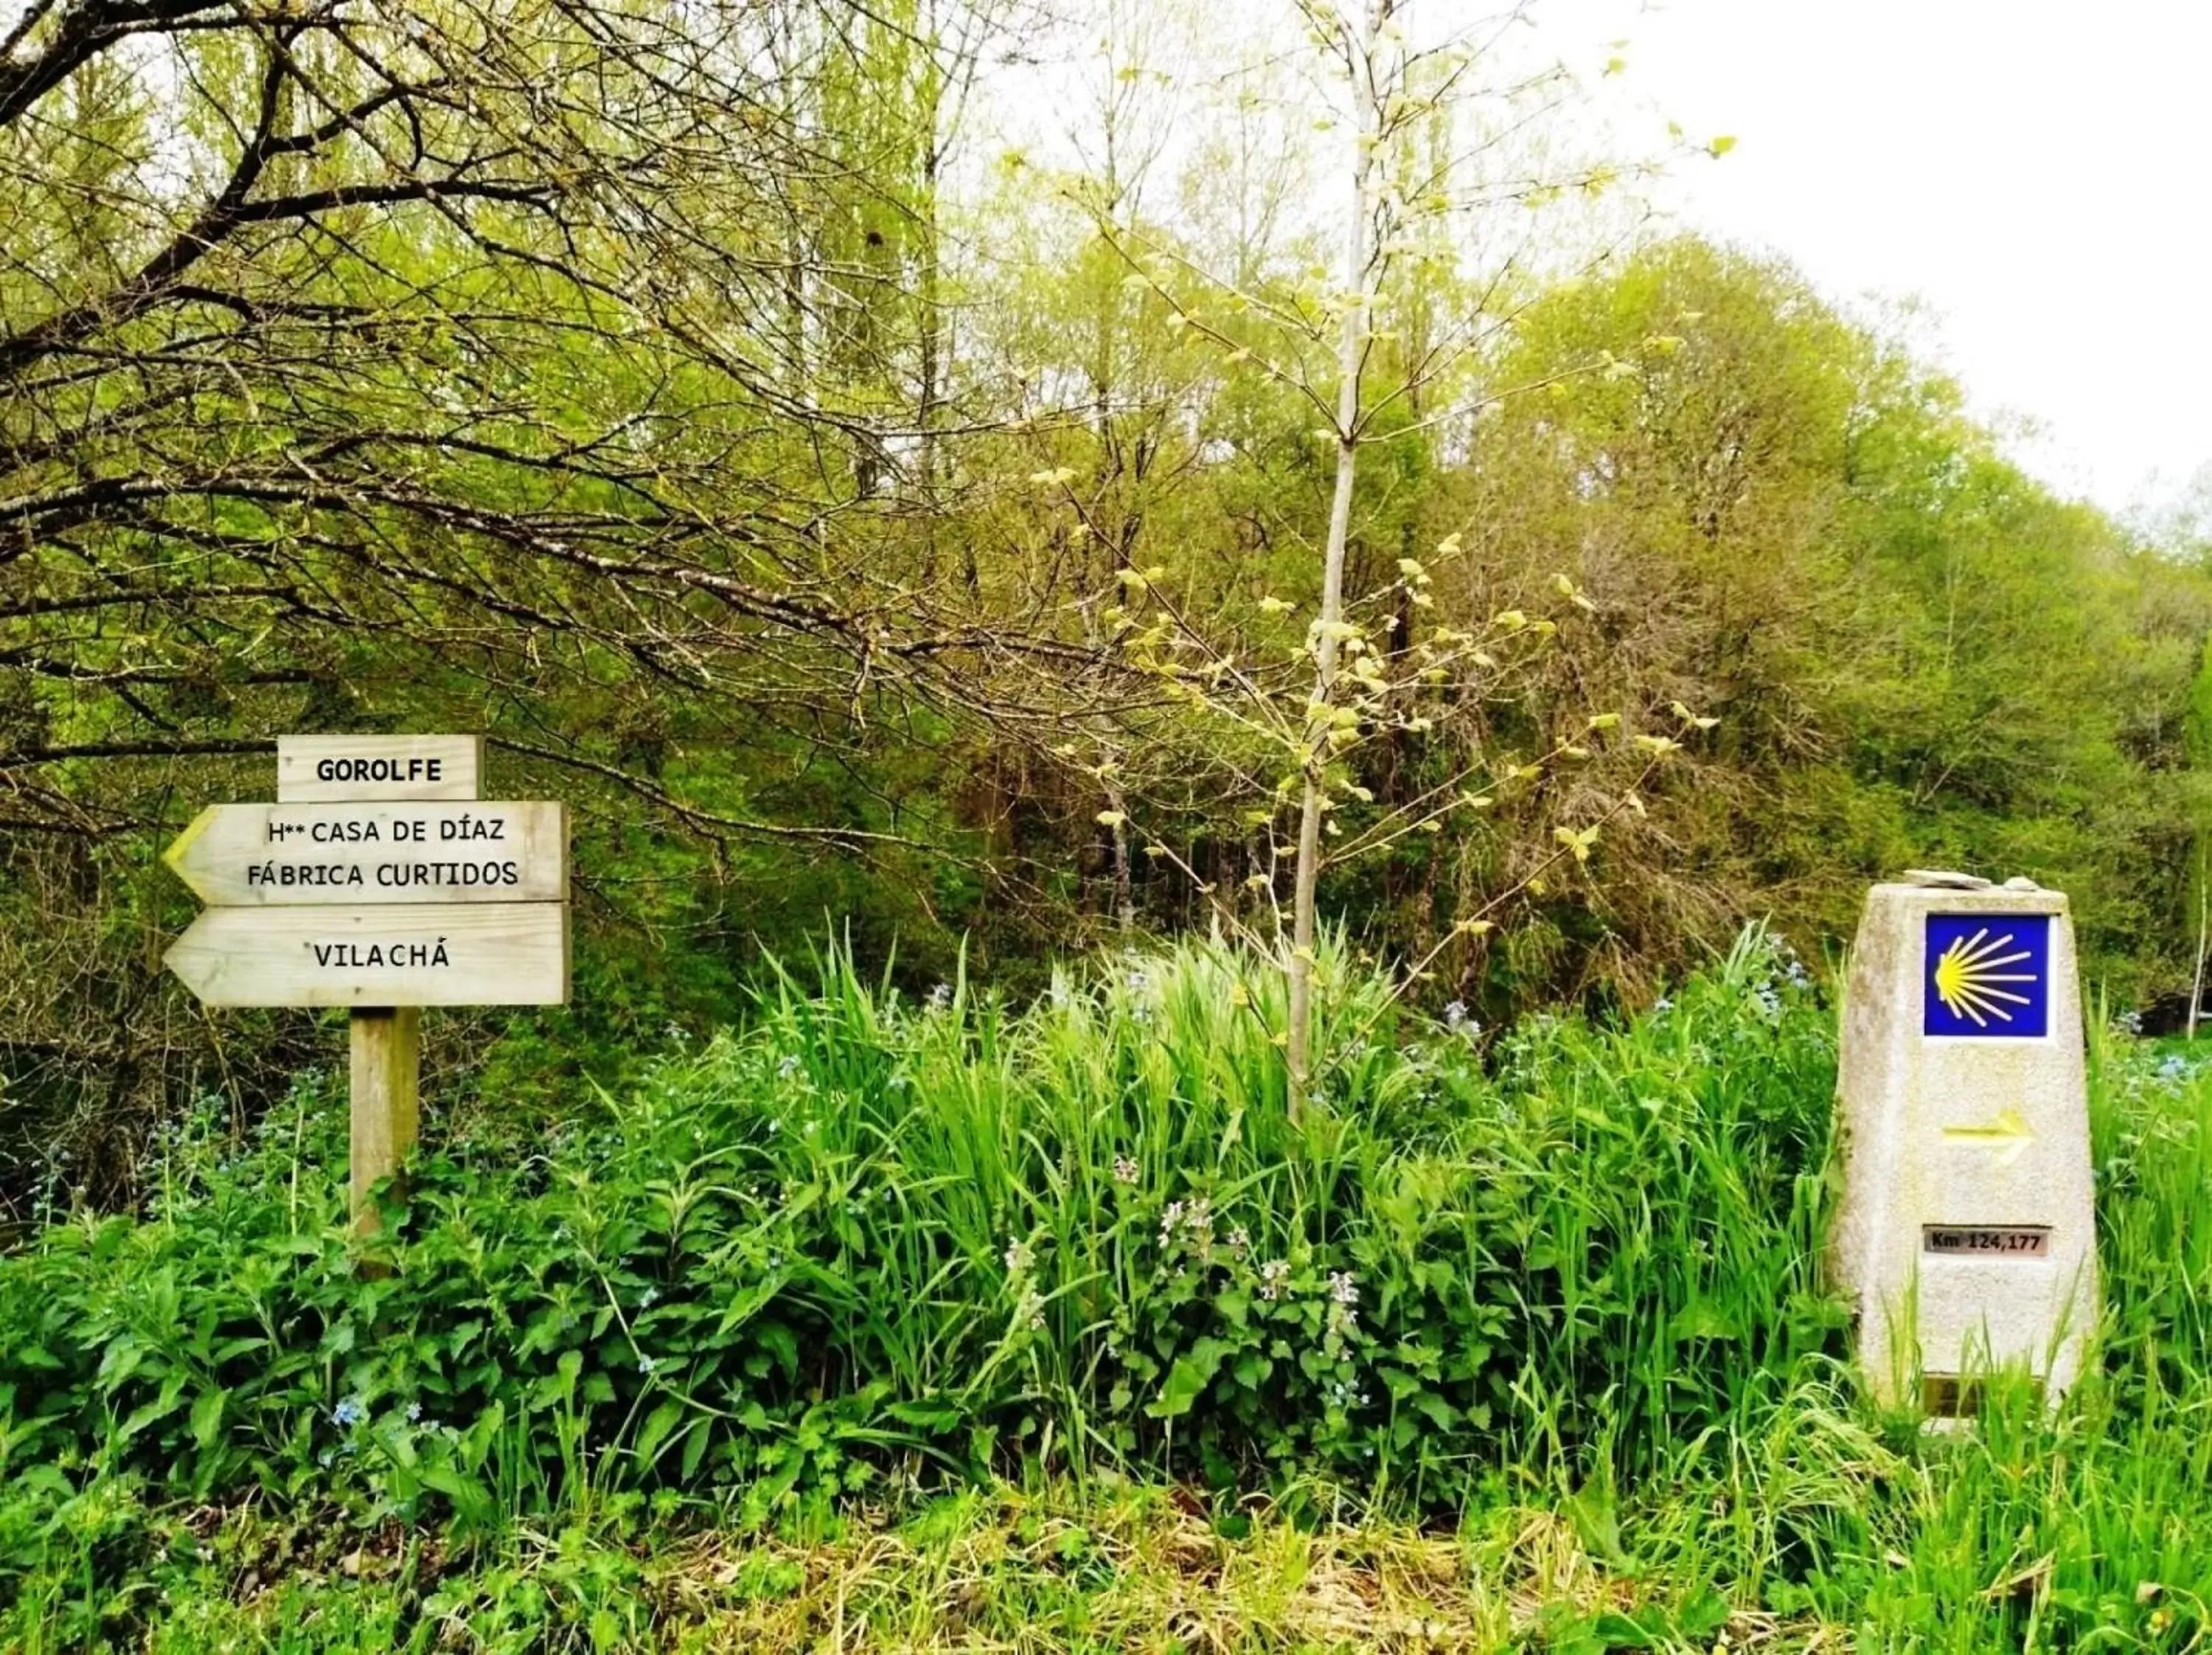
[681,1417,714,1480]
[189,1389,226,1450]
[757,1320,801,1378]
[116,1373,187,1446]
[1147,1338,1232,1419]
[634,1398,686,1466]
[95,1336,146,1392]
[1412,1392,1458,1432]
[1672,1300,1741,1342]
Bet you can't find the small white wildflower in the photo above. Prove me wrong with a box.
[777,1053,801,1079]
[1328,1271,1359,1308]
[1113,1155,1138,1185]
[1004,1239,1034,1275]
[1259,1259,1290,1300]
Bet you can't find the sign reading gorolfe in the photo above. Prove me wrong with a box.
[1830,872,2097,1415]
[277,733,482,802]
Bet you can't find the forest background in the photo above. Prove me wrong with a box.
[7,0,2212,1199]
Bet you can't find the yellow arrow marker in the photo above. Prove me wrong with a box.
[1940,1107,2035,1167]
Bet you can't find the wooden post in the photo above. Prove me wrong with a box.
[349,1006,420,1243]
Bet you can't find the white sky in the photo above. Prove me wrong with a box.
[1535,0,2212,519]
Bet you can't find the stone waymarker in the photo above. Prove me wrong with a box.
[1830,873,2097,1414]
[163,736,568,1246]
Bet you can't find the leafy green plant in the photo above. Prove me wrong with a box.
[7,933,2212,1648]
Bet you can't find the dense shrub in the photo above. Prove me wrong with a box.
[0,935,1835,1532]
[10,934,2212,1650]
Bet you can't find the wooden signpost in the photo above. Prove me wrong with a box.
[163,735,569,1245]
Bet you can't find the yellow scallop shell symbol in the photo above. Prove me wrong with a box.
[1931,928,2036,1027]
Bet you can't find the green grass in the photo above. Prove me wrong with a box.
[2,931,2211,1649]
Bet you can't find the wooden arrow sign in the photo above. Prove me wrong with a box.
[164,904,570,1007]
[164,801,566,906]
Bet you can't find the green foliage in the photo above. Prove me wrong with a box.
[7,939,2212,1644]
[1465,240,2212,1002]
[0,937,1834,1530]
[11,3,2212,1177]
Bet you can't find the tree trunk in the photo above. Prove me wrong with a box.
[1287,0,1386,1118]
[2191,853,2208,1041]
